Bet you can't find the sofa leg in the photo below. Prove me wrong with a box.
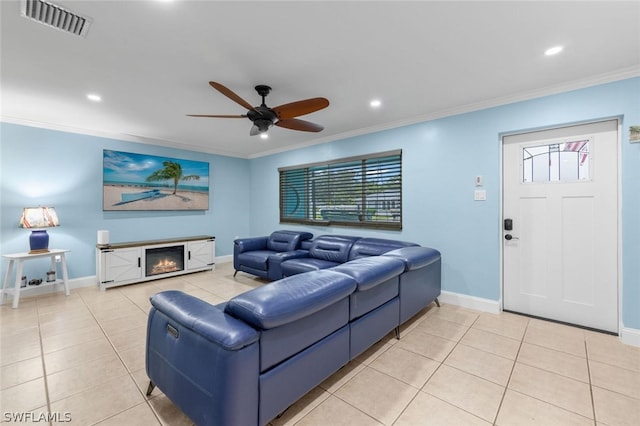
[146,381,155,396]
[394,326,400,340]
[435,297,440,307]
[233,270,238,277]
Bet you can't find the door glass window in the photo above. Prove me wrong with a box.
[522,139,590,183]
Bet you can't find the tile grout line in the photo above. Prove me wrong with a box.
[322,391,385,426]
[495,320,598,424]
[584,339,598,425]
[308,304,437,425]
[77,288,164,426]
[392,309,493,425]
[489,315,528,426]
[78,289,136,425]
[35,297,53,426]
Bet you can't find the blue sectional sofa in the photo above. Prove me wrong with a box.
[146,236,441,426]
[234,232,423,281]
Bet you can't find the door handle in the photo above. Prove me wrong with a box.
[505,234,519,240]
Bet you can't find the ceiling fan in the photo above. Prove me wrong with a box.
[188,81,329,136]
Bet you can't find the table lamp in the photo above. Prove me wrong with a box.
[19,207,60,253]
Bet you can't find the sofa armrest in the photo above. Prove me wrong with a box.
[267,250,310,280]
[234,236,269,254]
[147,291,261,425]
[149,290,259,350]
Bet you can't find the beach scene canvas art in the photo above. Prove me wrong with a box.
[103,150,210,211]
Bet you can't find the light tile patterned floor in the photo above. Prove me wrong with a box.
[1,262,639,425]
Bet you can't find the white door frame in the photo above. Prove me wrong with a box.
[499,117,623,333]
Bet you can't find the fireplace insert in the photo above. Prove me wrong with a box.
[145,246,185,277]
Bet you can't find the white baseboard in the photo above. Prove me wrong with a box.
[440,291,640,348]
[438,290,501,314]
[215,255,232,264]
[620,325,640,347]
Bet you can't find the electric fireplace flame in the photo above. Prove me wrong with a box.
[145,245,184,277]
[151,258,178,274]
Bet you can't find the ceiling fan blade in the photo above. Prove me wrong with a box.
[187,114,247,118]
[272,97,329,119]
[209,81,255,111]
[276,118,324,132]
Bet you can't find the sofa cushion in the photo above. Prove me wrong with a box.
[383,247,441,271]
[225,270,356,330]
[266,230,313,252]
[308,235,361,263]
[348,238,418,261]
[237,250,276,271]
[331,256,406,291]
[281,258,340,276]
[332,257,405,320]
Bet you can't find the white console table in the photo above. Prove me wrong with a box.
[1,249,70,308]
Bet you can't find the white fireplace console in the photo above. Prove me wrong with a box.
[96,235,215,290]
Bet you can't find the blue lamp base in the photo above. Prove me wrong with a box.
[29,230,50,253]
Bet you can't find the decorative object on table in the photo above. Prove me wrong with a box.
[46,270,56,282]
[97,230,109,245]
[28,278,43,286]
[21,276,27,288]
[19,206,60,253]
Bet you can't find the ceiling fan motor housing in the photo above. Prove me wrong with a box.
[247,107,278,132]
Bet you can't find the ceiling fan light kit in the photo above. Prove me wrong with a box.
[188,81,329,136]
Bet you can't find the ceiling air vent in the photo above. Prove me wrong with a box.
[20,0,92,37]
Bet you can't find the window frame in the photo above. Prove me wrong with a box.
[278,149,402,230]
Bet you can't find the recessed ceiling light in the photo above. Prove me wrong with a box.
[370,99,382,108]
[545,46,563,56]
[87,93,101,102]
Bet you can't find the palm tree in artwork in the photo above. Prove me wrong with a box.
[146,161,200,194]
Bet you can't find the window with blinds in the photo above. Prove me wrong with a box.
[279,150,402,230]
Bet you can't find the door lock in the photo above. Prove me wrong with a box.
[504,234,519,240]
[504,218,513,231]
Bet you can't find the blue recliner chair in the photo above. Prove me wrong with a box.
[233,230,313,280]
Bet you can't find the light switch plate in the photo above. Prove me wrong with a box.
[474,190,487,201]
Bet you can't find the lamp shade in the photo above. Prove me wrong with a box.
[19,207,60,229]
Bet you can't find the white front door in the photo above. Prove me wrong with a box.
[502,120,619,333]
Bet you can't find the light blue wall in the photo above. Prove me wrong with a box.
[1,78,638,330]
[0,124,251,280]
[249,77,640,329]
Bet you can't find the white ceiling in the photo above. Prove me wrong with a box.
[2,1,639,158]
